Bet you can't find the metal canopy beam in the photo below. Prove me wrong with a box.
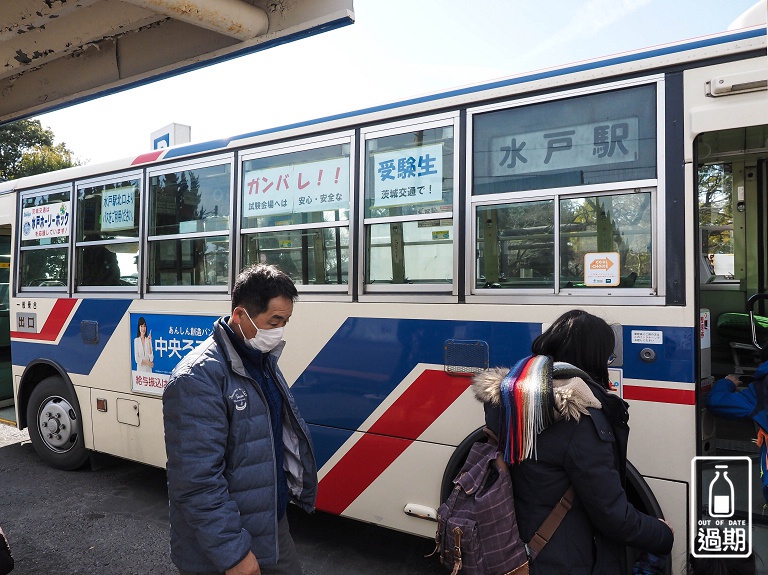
[0,0,354,125]
[120,0,268,41]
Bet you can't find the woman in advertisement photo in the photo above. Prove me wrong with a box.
[134,316,154,373]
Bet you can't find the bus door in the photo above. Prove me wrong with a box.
[697,125,768,534]
[0,225,12,422]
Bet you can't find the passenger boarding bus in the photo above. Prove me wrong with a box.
[0,11,766,573]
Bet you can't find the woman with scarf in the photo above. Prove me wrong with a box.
[472,309,673,574]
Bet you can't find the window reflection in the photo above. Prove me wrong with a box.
[150,236,229,287]
[473,85,657,195]
[20,248,68,287]
[365,127,454,219]
[242,227,348,285]
[20,190,71,289]
[363,124,455,288]
[475,192,652,290]
[476,201,555,289]
[148,162,231,288]
[77,243,139,286]
[698,163,735,280]
[150,164,231,236]
[77,181,140,241]
[76,179,140,289]
[240,143,350,289]
[241,145,349,230]
[559,193,652,288]
[367,219,453,284]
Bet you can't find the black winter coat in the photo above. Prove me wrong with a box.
[510,380,673,574]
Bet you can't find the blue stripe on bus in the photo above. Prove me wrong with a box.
[11,306,698,469]
[291,317,535,466]
[622,325,697,384]
[152,27,766,162]
[291,317,696,468]
[12,299,132,376]
[162,139,234,159]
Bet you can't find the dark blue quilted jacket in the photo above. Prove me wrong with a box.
[163,318,317,573]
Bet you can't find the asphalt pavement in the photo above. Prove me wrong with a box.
[0,423,444,575]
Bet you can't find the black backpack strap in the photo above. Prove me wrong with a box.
[526,486,575,560]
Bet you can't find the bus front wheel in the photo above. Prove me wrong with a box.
[26,376,89,470]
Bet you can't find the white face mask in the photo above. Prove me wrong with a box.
[238,310,284,353]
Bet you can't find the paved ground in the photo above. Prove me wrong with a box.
[0,423,444,575]
[0,421,27,445]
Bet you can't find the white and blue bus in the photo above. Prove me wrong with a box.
[0,11,766,573]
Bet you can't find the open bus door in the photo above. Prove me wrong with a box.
[697,127,768,553]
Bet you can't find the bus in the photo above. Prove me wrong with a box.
[1,11,766,573]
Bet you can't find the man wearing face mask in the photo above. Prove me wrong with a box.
[163,264,317,575]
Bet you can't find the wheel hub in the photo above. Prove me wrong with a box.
[37,397,77,452]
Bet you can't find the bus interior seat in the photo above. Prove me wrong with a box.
[622,271,638,287]
[716,312,768,374]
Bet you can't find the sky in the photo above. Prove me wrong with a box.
[35,0,764,166]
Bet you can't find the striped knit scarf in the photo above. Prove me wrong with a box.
[498,355,554,464]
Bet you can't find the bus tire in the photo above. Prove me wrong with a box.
[26,375,89,471]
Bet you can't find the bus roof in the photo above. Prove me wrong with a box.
[3,23,766,195]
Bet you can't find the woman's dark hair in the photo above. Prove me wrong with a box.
[135,316,147,339]
[531,309,615,388]
[689,554,757,575]
[232,264,298,315]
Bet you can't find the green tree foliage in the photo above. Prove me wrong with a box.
[0,119,78,180]
[698,163,733,255]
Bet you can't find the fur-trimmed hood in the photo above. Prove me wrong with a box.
[472,366,601,422]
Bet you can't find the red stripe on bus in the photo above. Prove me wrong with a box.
[130,150,164,165]
[10,298,78,341]
[316,369,471,515]
[623,385,695,405]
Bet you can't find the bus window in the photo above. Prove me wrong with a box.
[559,191,652,289]
[698,163,736,282]
[362,120,456,289]
[75,176,141,289]
[475,191,652,291]
[470,82,659,297]
[18,187,71,289]
[476,200,555,289]
[472,84,657,195]
[240,141,351,287]
[148,159,232,288]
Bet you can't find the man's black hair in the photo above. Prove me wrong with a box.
[531,309,615,388]
[232,264,298,315]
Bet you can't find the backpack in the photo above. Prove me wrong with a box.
[431,438,574,575]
